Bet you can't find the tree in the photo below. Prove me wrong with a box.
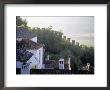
[80,46,94,66]
[16,16,27,27]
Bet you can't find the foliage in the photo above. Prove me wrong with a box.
[16,16,27,27]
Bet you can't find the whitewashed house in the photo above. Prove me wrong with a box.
[16,39,44,74]
[26,40,44,70]
[16,27,44,74]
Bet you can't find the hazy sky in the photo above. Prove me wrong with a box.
[21,16,94,47]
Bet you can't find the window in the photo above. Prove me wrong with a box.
[60,61,61,64]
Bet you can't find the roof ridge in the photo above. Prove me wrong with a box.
[17,39,44,50]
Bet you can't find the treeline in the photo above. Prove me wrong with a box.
[16,16,94,70]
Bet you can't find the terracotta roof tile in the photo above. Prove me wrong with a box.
[16,39,44,50]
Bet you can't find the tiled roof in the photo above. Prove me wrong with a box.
[16,27,36,39]
[16,39,44,50]
[44,60,55,69]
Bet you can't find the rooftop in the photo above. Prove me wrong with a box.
[16,39,44,50]
[16,27,36,39]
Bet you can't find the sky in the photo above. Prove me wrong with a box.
[21,16,94,47]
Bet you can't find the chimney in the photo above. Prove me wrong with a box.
[68,57,71,70]
[59,58,64,69]
[47,55,50,60]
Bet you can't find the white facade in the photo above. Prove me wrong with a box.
[59,58,64,69]
[30,36,37,43]
[16,61,22,68]
[27,36,44,70]
[21,63,30,74]
[27,47,44,70]
[58,58,71,70]
[68,57,71,70]
[16,47,44,74]
[16,61,30,74]
[16,35,44,74]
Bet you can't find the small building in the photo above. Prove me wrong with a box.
[16,39,44,72]
[59,58,64,69]
[16,27,44,74]
[59,57,71,70]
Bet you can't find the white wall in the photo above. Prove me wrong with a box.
[30,37,37,43]
[16,38,22,41]
[27,54,39,70]
[68,58,71,70]
[16,61,22,68]
[27,47,44,69]
[59,58,64,69]
[38,47,43,69]
[21,63,30,74]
